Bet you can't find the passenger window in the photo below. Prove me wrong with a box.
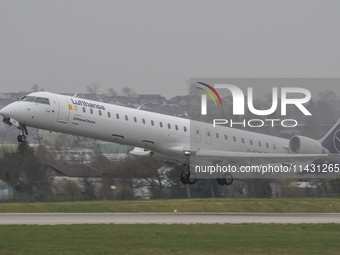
[142,119,145,124]
[273,144,276,150]
[233,136,236,142]
[99,110,102,116]
[250,139,253,145]
[175,125,178,131]
[184,126,187,132]
[90,109,93,114]
[207,131,211,137]
[134,117,137,123]
[216,133,219,138]
[116,114,120,119]
[241,138,245,143]
[83,107,86,113]
[266,143,269,148]
[160,122,163,128]
[168,123,171,129]
[258,141,262,147]
[151,120,154,126]
[125,115,128,121]
[108,112,111,118]
[224,134,228,140]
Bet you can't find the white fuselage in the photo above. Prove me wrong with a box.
[0,92,293,165]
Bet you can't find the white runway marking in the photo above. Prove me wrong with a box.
[0,213,340,225]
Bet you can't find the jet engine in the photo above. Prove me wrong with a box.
[289,135,327,154]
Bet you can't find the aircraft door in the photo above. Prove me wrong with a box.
[56,95,70,123]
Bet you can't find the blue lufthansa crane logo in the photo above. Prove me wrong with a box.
[333,129,340,153]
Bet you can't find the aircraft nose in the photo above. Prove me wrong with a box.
[0,106,7,117]
[0,104,14,118]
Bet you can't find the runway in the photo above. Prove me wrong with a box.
[1,213,340,225]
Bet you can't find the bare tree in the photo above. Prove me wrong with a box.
[35,145,57,165]
[31,84,44,92]
[87,83,100,98]
[108,87,117,96]
[121,87,136,97]
[114,155,169,199]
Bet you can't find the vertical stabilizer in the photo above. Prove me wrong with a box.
[320,118,340,153]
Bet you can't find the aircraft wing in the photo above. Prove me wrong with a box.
[130,147,153,156]
[194,150,339,165]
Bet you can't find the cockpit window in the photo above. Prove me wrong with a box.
[20,96,36,102]
[35,97,50,105]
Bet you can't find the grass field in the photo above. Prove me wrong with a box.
[1,198,340,213]
[1,199,340,254]
[0,224,339,255]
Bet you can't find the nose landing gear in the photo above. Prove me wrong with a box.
[17,134,27,143]
[17,125,28,143]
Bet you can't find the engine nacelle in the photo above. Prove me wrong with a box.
[289,135,326,154]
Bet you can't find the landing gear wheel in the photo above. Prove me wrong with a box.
[216,173,234,185]
[216,178,225,185]
[17,135,27,143]
[180,172,189,184]
[180,164,196,185]
[21,135,27,142]
[188,173,196,185]
[180,171,196,185]
[224,173,233,185]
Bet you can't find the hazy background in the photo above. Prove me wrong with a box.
[1,0,340,98]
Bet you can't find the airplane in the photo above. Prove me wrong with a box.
[1,91,340,185]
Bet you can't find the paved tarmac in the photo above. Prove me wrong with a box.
[0,213,340,225]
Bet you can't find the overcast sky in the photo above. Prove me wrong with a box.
[1,0,340,98]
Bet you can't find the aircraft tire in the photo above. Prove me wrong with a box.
[223,174,233,185]
[188,173,196,184]
[17,135,27,143]
[21,135,27,142]
[216,178,225,185]
[180,172,189,184]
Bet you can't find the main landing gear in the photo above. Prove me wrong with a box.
[180,165,196,185]
[180,171,197,185]
[17,125,28,143]
[216,173,234,185]
[179,165,234,186]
